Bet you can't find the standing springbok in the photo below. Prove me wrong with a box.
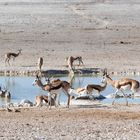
[32,75,71,109]
[37,57,43,71]
[5,49,22,66]
[67,56,84,73]
[103,69,140,105]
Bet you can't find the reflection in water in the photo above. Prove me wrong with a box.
[0,75,139,106]
[68,73,74,86]
[68,73,85,89]
[0,97,11,106]
[4,77,16,89]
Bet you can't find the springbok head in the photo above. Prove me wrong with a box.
[102,68,109,82]
[44,76,53,84]
[32,74,41,86]
[77,56,84,66]
[32,74,53,91]
[0,85,11,99]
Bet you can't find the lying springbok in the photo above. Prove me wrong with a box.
[71,78,107,99]
[67,56,84,72]
[33,75,71,109]
[103,69,140,105]
[35,95,56,107]
[5,49,22,66]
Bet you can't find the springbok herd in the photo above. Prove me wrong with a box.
[3,49,140,108]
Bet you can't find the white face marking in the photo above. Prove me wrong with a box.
[101,76,106,83]
[32,79,37,86]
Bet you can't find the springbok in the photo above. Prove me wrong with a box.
[32,75,71,109]
[5,49,22,66]
[103,69,140,105]
[85,79,107,95]
[37,57,43,71]
[35,95,56,107]
[0,86,11,99]
[71,78,107,100]
[67,56,84,72]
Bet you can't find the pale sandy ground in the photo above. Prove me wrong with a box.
[0,0,140,73]
[0,0,140,139]
[1,104,140,140]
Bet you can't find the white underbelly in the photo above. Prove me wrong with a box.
[49,88,62,94]
[121,85,131,90]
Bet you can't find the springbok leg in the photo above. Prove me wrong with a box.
[48,92,51,109]
[120,89,128,106]
[62,89,70,108]
[112,89,119,105]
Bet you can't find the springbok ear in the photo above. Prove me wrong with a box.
[45,76,54,84]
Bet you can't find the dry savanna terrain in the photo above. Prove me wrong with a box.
[0,0,140,73]
[0,104,140,140]
[0,0,140,140]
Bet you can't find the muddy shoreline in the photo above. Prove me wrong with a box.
[0,68,101,76]
[0,67,139,76]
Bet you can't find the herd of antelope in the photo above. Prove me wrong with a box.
[3,49,140,108]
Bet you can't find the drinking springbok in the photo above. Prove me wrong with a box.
[103,69,140,105]
[5,49,22,66]
[32,75,71,109]
[67,56,84,72]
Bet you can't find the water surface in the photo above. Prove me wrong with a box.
[0,75,140,106]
